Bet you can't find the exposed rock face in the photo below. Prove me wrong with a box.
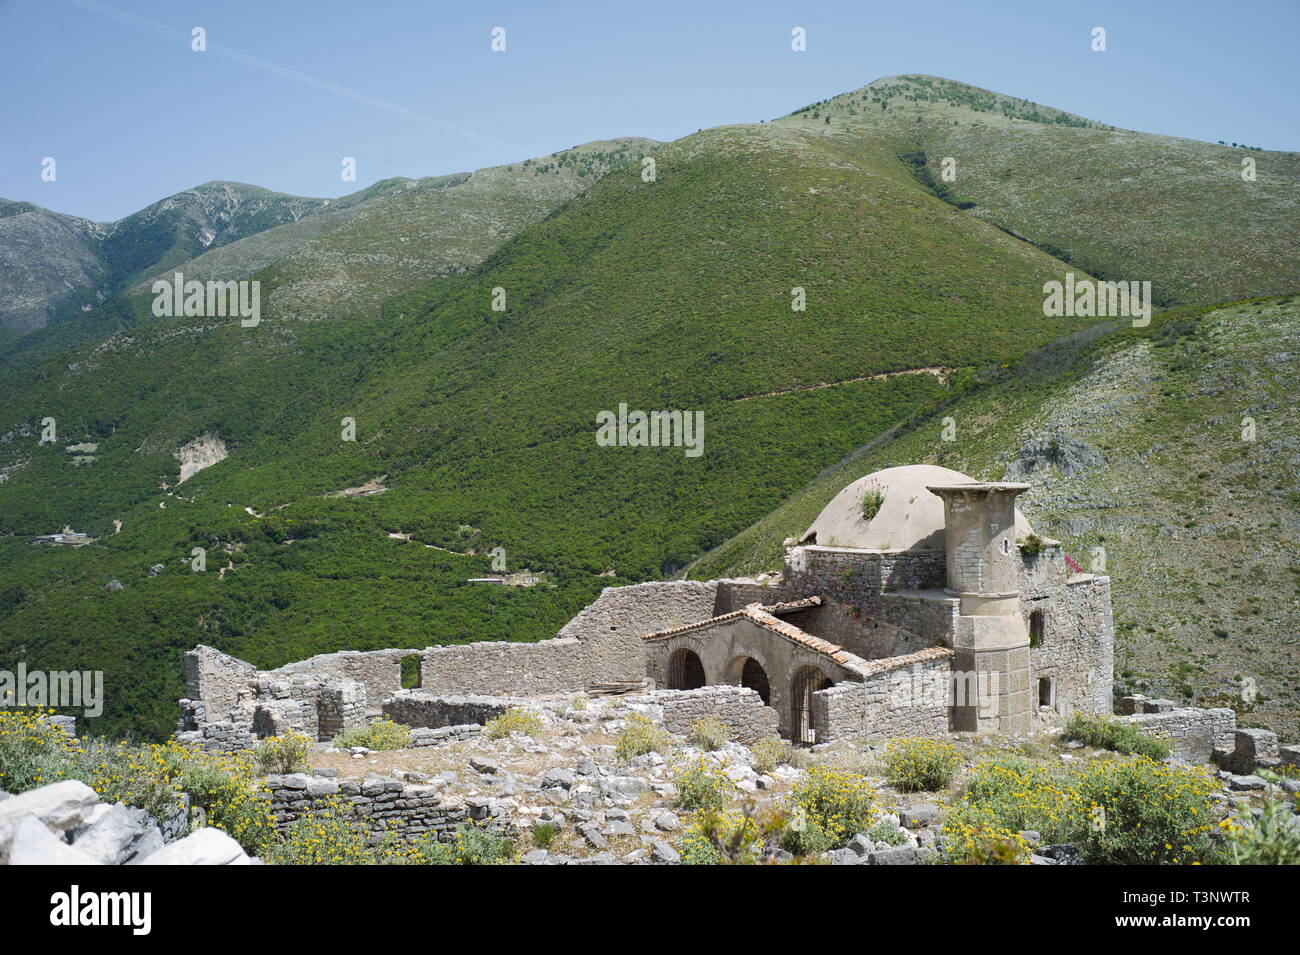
[0,780,254,866]
[174,432,228,483]
[1006,432,1102,479]
[0,200,105,334]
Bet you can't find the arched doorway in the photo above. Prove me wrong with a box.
[790,665,834,745]
[739,657,771,705]
[667,647,706,690]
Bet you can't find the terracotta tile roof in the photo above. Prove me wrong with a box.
[641,600,863,669]
[850,645,954,678]
[741,605,859,665]
[639,599,951,678]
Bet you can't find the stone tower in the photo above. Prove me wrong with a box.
[927,482,1033,735]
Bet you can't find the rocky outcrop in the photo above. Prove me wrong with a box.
[0,780,255,866]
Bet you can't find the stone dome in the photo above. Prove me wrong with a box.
[801,464,1034,552]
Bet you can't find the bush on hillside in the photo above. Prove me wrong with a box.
[333,718,411,751]
[883,738,962,792]
[1061,713,1171,760]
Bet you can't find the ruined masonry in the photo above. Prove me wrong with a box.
[180,465,1118,750]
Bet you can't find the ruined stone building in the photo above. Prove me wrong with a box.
[180,465,1115,750]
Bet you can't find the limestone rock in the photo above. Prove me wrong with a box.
[139,827,252,865]
[0,780,100,833]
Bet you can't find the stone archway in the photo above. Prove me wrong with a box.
[739,657,772,705]
[790,665,834,745]
[667,647,706,690]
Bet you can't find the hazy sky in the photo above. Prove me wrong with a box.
[4,0,1297,221]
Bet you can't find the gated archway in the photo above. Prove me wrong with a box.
[790,665,834,745]
[667,647,706,690]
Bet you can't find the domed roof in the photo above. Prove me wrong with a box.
[802,464,1033,552]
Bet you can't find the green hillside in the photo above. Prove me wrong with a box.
[690,296,1300,738]
[0,76,1295,739]
[775,76,1300,306]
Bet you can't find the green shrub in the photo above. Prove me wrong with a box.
[334,718,412,751]
[862,484,885,521]
[532,822,557,848]
[181,760,277,856]
[883,738,962,792]
[0,709,81,793]
[865,819,908,847]
[484,707,541,740]
[1225,799,1300,865]
[673,758,733,812]
[681,808,783,865]
[264,796,395,864]
[783,765,878,853]
[409,824,514,865]
[1074,757,1220,864]
[1061,713,1171,760]
[943,750,1219,865]
[1017,534,1047,558]
[751,736,793,775]
[688,716,730,752]
[943,751,1081,855]
[253,732,312,775]
[615,713,672,763]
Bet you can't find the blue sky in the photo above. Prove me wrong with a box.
[3,0,1297,222]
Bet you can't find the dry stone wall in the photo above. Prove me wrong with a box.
[265,773,511,843]
[1120,695,1236,763]
[633,686,780,744]
[383,691,525,729]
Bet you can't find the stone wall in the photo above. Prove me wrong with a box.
[178,581,708,750]
[419,638,588,696]
[634,686,780,744]
[274,648,418,719]
[265,773,511,843]
[784,546,947,605]
[1120,697,1236,763]
[558,580,721,683]
[1025,570,1115,729]
[383,691,524,729]
[179,645,419,748]
[814,648,954,744]
[409,724,483,748]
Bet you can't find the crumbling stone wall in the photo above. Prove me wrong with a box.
[419,638,588,696]
[784,547,947,606]
[265,773,511,843]
[558,580,720,682]
[275,648,418,719]
[634,686,780,744]
[382,691,524,729]
[1120,696,1236,763]
[813,648,954,744]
